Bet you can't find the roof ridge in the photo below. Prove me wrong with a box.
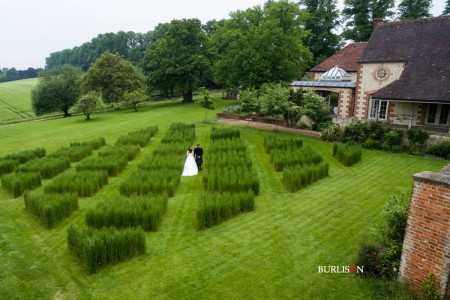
[378,15,450,26]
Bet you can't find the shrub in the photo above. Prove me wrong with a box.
[363,138,382,150]
[320,124,343,142]
[197,191,255,229]
[407,128,429,155]
[44,171,108,197]
[426,141,450,159]
[1,172,42,197]
[67,224,146,273]
[342,121,370,144]
[24,191,78,228]
[86,195,168,231]
[421,273,440,300]
[333,143,362,166]
[383,130,403,151]
[282,162,329,192]
[3,148,46,164]
[356,244,392,278]
[367,121,386,140]
[0,159,17,175]
[17,157,71,178]
[222,105,241,114]
[76,154,128,176]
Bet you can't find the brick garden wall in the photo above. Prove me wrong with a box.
[399,165,450,298]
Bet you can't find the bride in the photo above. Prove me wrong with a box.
[181,147,198,176]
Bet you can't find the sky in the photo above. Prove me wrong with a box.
[0,0,446,70]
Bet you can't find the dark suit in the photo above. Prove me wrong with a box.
[194,146,203,170]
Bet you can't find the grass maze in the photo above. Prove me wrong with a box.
[264,135,329,192]
[197,127,258,229]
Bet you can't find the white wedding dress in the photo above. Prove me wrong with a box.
[182,151,198,176]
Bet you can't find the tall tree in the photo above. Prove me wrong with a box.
[143,19,212,102]
[211,0,312,90]
[301,0,342,65]
[31,65,83,117]
[444,0,450,15]
[342,0,394,41]
[398,0,432,19]
[82,52,144,103]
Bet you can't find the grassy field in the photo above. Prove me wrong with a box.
[0,78,38,123]
[0,85,447,299]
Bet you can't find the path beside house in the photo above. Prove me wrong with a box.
[216,118,322,138]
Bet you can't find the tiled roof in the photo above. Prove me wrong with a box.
[311,42,367,72]
[366,16,450,102]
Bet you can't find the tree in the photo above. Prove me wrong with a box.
[122,89,147,111]
[301,0,342,65]
[260,84,292,128]
[342,0,394,42]
[301,90,329,124]
[240,89,261,119]
[82,52,144,104]
[211,0,312,89]
[444,0,450,15]
[398,0,432,19]
[73,92,104,120]
[31,65,83,117]
[195,87,215,120]
[143,19,212,103]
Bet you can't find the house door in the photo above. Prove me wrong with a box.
[426,104,450,125]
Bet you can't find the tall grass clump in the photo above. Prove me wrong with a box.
[67,224,146,273]
[3,148,46,164]
[264,135,303,153]
[44,171,108,197]
[0,159,17,175]
[116,126,158,147]
[282,162,329,192]
[98,145,140,161]
[24,191,78,228]
[270,146,323,171]
[50,145,93,162]
[76,154,128,176]
[202,165,259,195]
[197,191,255,229]
[86,195,168,231]
[17,157,70,178]
[210,127,240,140]
[71,137,106,150]
[208,138,247,153]
[160,123,195,144]
[1,172,42,197]
[333,143,362,166]
[120,169,180,197]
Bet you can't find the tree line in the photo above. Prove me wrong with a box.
[31,0,449,119]
[0,67,42,83]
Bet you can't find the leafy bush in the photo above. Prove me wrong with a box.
[210,127,240,140]
[383,130,403,151]
[421,273,440,300]
[320,124,343,142]
[0,159,17,176]
[222,105,241,114]
[426,141,450,159]
[282,162,329,192]
[356,244,392,278]
[3,148,46,164]
[24,191,78,228]
[86,195,168,231]
[67,224,146,273]
[342,121,370,144]
[197,191,254,229]
[17,157,71,178]
[333,143,362,166]
[76,154,128,176]
[1,172,42,197]
[407,128,429,155]
[44,171,108,197]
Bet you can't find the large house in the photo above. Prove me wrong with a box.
[291,16,450,132]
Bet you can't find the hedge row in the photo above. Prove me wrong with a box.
[24,191,78,228]
[44,171,108,197]
[86,195,168,231]
[333,143,362,166]
[17,157,71,179]
[282,162,329,192]
[198,127,257,228]
[115,126,158,147]
[67,224,146,273]
[197,191,255,228]
[1,172,42,197]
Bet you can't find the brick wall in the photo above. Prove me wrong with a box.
[399,165,450,298]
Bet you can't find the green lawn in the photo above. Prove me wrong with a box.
[0,78,38,123]
[0,96,446,299]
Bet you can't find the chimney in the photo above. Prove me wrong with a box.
[373,18,383,31]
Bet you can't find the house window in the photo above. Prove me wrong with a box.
[376,68,388,80]
[369,99,388,120]
[426,104,450,125]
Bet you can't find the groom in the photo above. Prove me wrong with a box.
[194,144,203,171]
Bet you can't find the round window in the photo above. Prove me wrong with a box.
[376,68,388,80]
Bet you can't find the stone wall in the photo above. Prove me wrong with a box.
[399,165,450,298]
